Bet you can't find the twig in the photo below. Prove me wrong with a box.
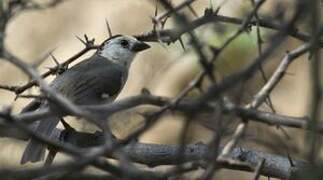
[13,36,99,94]
[155,0,198,21]
[0,84,19,92]
[253,158,266,180]
[306,0,322,163]
[137,12,323,47]
[251,44,312,108]
[3,94,319,133]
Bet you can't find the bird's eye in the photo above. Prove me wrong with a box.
[120,40,129,48]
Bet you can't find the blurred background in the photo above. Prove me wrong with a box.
[0,0,321,179]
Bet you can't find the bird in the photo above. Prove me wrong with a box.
[20,34,150,164]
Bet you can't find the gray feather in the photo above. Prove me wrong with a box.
[20,55,127,164]
[20,116,59,164]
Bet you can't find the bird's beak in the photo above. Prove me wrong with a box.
[131,41,150,52]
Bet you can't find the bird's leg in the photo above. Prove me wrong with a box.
[44,147,57,166]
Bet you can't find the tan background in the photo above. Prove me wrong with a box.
[0,0,320,179]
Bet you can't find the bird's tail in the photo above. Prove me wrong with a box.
[20,116,59,164]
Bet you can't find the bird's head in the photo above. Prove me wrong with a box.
[97,35,150,67]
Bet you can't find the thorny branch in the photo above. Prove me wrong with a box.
[136,4,323,47]
[0,125,310,179]
[0,0,322,180]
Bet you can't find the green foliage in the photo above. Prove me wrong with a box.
[206,26,265,75]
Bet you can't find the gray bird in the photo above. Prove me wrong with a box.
[20,35,150,164]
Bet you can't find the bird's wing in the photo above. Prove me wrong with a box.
[50,55,126,105]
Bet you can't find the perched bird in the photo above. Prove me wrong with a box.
[20,35,150,164]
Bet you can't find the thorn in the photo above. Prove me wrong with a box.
[287,152,295,167]
[153,1,158,31]
[209,45,220,56]
[277,126,291,140]
[141,88,151,95]
[159,41,169,50]
[14,94,20,101]
[84,34,89,42]
[264,97,276,113]
[76,34,95,47]
[154,0,158,17]
[46,62,67,75]
[60,118,74,131]
[152,17,158,32]
[133,137,139,143]
[204,8,213,17]
[214,6,221,15]
[253,158,265,180]
[75,35,86,45]
[178,36,186,51]
[161,16,169,29]
[209,0,214,10]
[32,48,57,68]
[105,19,113,38]
[187,4,198,17]
[49,52,59,66]
[151,16,159,26]
[86,34,95,45]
